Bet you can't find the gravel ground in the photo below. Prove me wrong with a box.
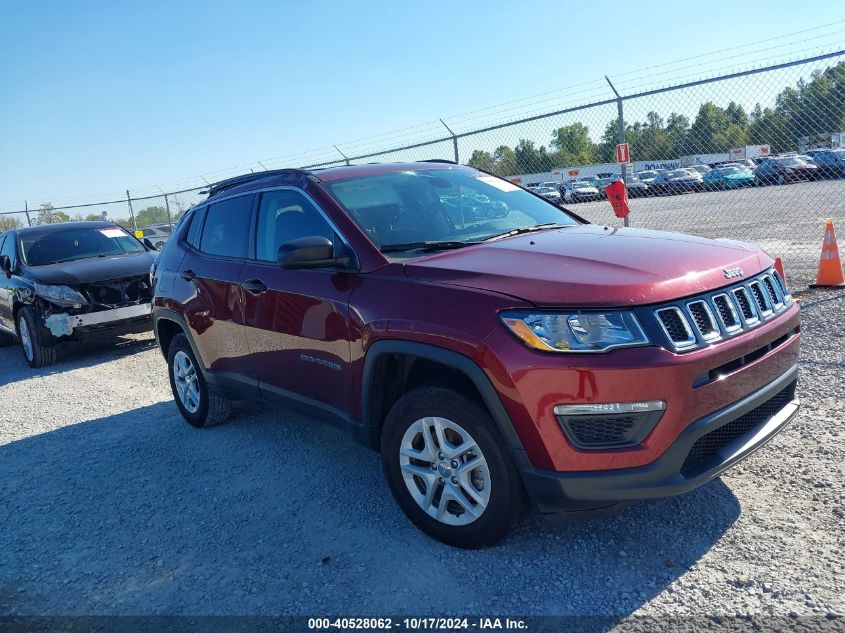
[572,178,845,289]
[0,290,843,624]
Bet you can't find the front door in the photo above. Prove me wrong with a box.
[239,188,355,417]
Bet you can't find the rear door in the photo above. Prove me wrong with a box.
[0,234,13,332]
[177,194,257,388]
[239,188,356,417]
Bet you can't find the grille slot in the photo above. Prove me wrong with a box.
[656,307,695,348]
[681,383,796,476]
[772,270,789,297]
[762,274,783,308]
[712,293,741,332]
[687,301,719,341]
[749,281,772,316]
[732,287,758,323]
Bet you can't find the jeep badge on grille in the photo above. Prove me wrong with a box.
[723,267,744,279]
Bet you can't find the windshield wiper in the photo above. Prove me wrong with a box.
[380,240,483,253]
[484,223,570,242]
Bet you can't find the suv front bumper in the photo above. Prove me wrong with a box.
[521,364,799,514]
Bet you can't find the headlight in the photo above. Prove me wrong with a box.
[500,310,649,353]
[34,283,88,308]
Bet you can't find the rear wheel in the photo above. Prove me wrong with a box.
[167,333,230,428]
[16,306,56,368]
[381,386,526,548]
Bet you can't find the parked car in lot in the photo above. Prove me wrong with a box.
[562,179,600,203]
[809,149,845,179]
[634,170,663,190]
[151,162,801,547]
[753,156,819,185]
[702,166,755,190]
[138,224,172,250]
[649,169,704,195]
[686,164,711,175]
[534,186,561,202]
[0,222,157,367]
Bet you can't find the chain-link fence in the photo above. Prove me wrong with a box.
[2,49,844,287]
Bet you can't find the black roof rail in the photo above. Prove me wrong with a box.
[420,159,458,165]
[204,168,316,197]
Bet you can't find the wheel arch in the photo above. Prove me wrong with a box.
[360,340,531,470]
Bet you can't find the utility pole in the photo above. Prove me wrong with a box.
[605,76,629,227]
[440,119,460,164]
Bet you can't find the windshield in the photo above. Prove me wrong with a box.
[778,157,806,166]
[20,225,146,266]
[637,171,658,179]
[668,170,692,178]
[717,167,744,176]
[323,168,579,251]
[535,187,556,193]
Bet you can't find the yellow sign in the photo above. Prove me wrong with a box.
[134,230,144,238]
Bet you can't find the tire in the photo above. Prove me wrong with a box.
[381,386,526,548]
[167,333,230,428]
[16,306,56,368]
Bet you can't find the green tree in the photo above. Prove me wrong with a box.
[35,203,70,224]
[135,205,170,227]
[550,123,594,165]
[0,215,23,231]
[466,150,496,173]
[492,145,518,176]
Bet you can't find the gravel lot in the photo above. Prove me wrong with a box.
[0,291,843,624]
[572,178,845,289]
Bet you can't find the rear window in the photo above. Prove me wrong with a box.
[199,195,254,258]
[20,226,146,266]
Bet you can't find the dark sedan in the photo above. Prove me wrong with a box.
[648,169,703,195]
[0,222,157,367]
[753,156,820,185]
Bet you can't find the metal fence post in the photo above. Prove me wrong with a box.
[440,119,460,163]
[334,145,351,166]
[164,194,173,229]
[126,190,137,233]
[24,201,31,226]
[605,76,629,227]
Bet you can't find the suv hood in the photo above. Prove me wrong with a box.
[26,251,157,285]
[403,225,769,307]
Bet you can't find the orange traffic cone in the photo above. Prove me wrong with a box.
[810,220,845,288]
[774,256,787,287]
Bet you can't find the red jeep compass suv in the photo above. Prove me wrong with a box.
[151,161,800,547]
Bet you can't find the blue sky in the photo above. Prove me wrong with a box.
[1,0,844,209]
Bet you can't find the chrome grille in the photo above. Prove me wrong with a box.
[651,268,792,353]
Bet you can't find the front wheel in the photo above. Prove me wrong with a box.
[381,386,526,548]
[16,306,56,368]
[167,333,230,428]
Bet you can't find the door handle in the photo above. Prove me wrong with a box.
[179,269,196,281]
[241,279,267,294]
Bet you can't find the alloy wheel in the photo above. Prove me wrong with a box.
[399,416,491,526]
[18,315,33,362]
[172,350,201,413]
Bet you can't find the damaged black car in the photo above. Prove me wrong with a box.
[0,221,157,368]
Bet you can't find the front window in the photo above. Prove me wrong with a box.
[779,157,806,166]
[20,225,146,266]
[322,168,579,252]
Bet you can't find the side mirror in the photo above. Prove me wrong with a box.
[277,236,341,270]
[143,238,157,251]
[0,255,11,278]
